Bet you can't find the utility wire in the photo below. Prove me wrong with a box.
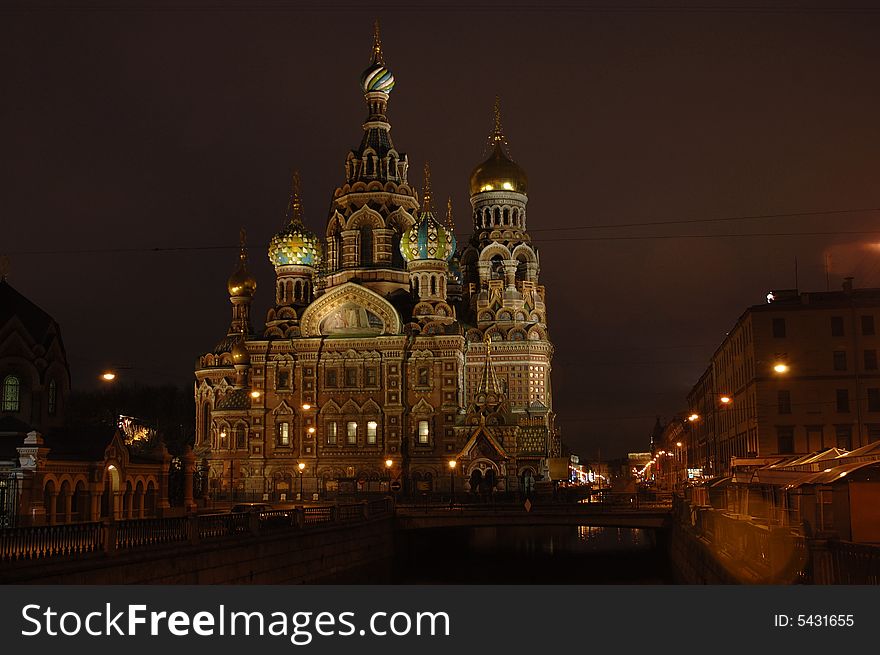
[528,207,880,233]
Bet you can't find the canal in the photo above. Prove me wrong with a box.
[334,525,674,584]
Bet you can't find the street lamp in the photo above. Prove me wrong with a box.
[297,462,305,500]
[100,372,116,381]
[448,460,457,505]
[773,362,789,374]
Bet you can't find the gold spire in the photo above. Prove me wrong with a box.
[227,227,257,297]
[445,196,454,231]
[422,161,433,212]
[371,18,384,65]
[286,170,304,225]
[490,95,506,146]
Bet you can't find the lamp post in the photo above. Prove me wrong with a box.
[448,460,457,506]
[297,462,305,501]
[385,459,393,492]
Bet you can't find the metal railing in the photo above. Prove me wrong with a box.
[0,498,394,564]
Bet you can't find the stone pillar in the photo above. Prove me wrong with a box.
[503,260,518,291]
[477,262,490,289]
[341,230,359,268]
[47,491,58,525]
[63,492,73,524]
[374,228,394,265]
[158,451,172,512]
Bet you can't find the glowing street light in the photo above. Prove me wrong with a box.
[676,442,683,448]
[688,413,699,422]
[101,372,116,381]
[448,459,457,505]
[297,462,305,500]
[773,362,790,374]
[302,403,311,411]
[307,427,316,434]
[385,459,393,469]
[719,395,732,404]
[250,390,261,399]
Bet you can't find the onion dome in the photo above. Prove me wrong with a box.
[468,97,528,196]
[400,165,456,262]
[268,171,322,267]
[227,228,257,297]
[230,339,250,365]
[360,20,395,94]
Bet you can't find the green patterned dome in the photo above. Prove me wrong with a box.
[400,211,456,263]
[268,223,322,267]
[268,172,322,268]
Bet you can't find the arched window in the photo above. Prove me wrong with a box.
[234,425,246,450]
[366,420,378,445]
[430,276,437,296]
[418,420,430,444]
[48,379,58,416]
[2,375,20,412]
[360,228,373,266]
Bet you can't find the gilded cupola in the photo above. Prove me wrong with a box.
[468,97,528,196]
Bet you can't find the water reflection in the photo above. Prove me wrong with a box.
[381,525,673,584]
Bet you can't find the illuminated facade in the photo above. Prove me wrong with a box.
[194,25,559,497]
[685,280,880,477]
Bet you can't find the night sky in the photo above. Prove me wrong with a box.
[3,1,880,458]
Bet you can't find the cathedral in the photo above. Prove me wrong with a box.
[194,25,559,498]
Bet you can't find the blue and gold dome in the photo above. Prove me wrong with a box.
[400,212,456,263]
[268,172,322,268]
[360,21,395,95]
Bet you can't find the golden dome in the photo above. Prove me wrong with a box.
[227,228,257,298]
[231,340,250,365]
[469,142,528,196]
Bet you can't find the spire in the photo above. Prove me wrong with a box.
[422,161,433,212]
[286,170,304,226]
[490,95,507,148]
[445,196,454,232]
[478,332,503,396]
[238,227,248,266]
[227,227,256,298]
[370,18,384,65]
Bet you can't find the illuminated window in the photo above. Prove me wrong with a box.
[48,379,57,416]
[278,422,290,446]
[2,375,20,412]
[219,429,228,449]
[418,420,429,444]
[347,421,358,444]
[326,421,337,445]
[367,420,378,444]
